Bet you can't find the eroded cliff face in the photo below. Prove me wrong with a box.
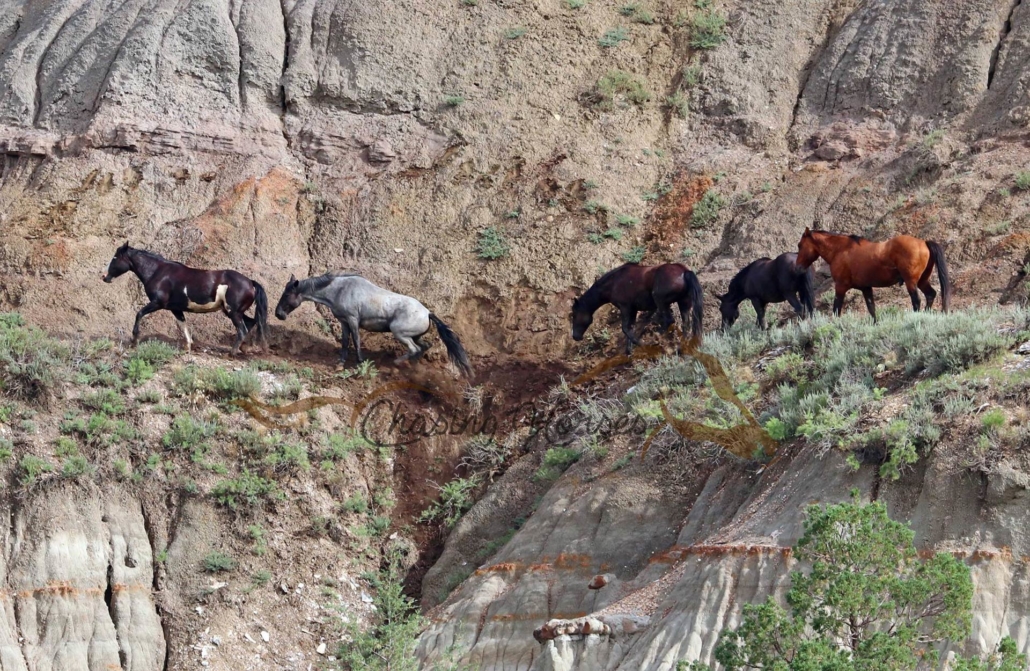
[0,1,1029,670]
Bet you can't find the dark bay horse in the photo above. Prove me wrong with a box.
[274,273,472,377]
[570,262,703,354]
[796,228,951,321]
[103,243,268,355]
[715,252,815,329]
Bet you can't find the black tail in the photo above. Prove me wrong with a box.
[797,266,816,318]
[429,314,472,377]
[926,241,951,312]
[683,270,704,341]
[253,281,269,344]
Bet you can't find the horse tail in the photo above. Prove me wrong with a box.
[252,281,269,343]
[798,266,816,318]
[683,269,704,341]
[926,241,951,312]
[429,313,472,377]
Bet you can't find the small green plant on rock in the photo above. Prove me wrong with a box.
[477,227,510,260]
[202,551,236,573]
[419,475,481,528]
[599,26,630,48]
[592,70,650,110]
[690,190,725,228]
[690,8,727,49]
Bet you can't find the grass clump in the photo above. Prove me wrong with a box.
[598,26,630,48]
[592,70,650,110]
[477,227,510,260]
[504,27,527,39]
[211,471,281,510]
[444,95,465,107]
[534,446,582,481]
[162,415,219,458]
[690,189,725,228]
[419,475,481,528]
[622,246,646,263]
[19,454,52,487]
[81,388,126,415]
[690,8,727,49]
[61,455,93,480]
[1015,171,1030,191]
[202,551,236,573]
[0,313,71,402]
[667,91,689,119]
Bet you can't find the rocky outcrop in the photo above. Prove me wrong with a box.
[0,485,164,671]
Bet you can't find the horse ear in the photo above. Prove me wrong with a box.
[803,227,811,236]
[288,274,296,284]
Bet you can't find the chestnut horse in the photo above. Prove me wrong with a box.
[571,262,703,354]
[796,228,951,321]
[103,243,269,355]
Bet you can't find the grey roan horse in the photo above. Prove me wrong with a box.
[274,273,472,377]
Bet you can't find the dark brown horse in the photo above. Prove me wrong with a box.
[103,243,268,355]
[571,262,703,353]
[796,228,951,321]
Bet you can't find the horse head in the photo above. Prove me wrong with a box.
[796,227,819,269]
[275,274,303,320]
[103,241,132,283]
[570,296,593,341]
[715,291,739,329]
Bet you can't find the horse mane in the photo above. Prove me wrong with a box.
[128,247,184,266]
[301,272,363,291]
[811,229,866,244]
[727,257,770,296]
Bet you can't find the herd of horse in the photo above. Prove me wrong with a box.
[102,228,952,375]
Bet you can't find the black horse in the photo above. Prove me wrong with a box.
[103,243,268,355]
[571,263,704,354]
[715,253,815,329]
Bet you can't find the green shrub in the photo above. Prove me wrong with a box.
[81,389,125,415]
[599,26,630,48]
[444,95,465,107]
[592,70,650,110]
[61,455,93,479]
[335,551,423,671]
[54,436,78,458]
[323,430,370,461]
[603,228,623,241]
[0,437,12,462]
[124,358,154,385]
[690,9,727,49]
[583,200,608,214]
[133,340,178,365]
[202,551,236,573]
[0,313,71,402]
[162,415,218,452]
[504,27,527,39]
[615,214,639,227]
[18,454,52,487]
[342,492,369,515]
[1015,171,1030,191]
[681,64,701,87]
[710,499,973,670]
[622,246,646,263]
[200,367,261,400]
[690,190,725,228]
[211,471,281,510]
[534,446,582,481]
[61,413,135,447]
[566,0,585,7]
[477,227,510,260]
[268,374,302,403]
[418,475,481,528]
[666,91,689,119]
[76,361,121,388]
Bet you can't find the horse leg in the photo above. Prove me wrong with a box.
[172,310,192,354]
[751,299,767,329]
[393,335,422,365]
[860,288,877,322]
[132,301,162,345]
[335,319,352,365]
[619,307,639,355]
[785,293,805,320]
[346,316,364,363]
[832,285,848,317]
[228,311,248,356]
[918,277,937,311]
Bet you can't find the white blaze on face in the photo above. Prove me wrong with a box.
[185,284,229,313]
